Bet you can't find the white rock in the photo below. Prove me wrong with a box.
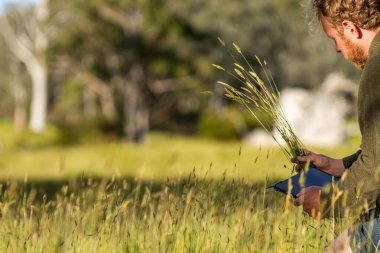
[245,72,358,147]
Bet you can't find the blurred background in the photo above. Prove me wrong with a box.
[0,0,361,181]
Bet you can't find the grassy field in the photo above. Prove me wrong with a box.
[0,122,361,252]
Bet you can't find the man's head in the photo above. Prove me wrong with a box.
[321,15,368,69]
[312,0,380,69]
[312,0,380,30]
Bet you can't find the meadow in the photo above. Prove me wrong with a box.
[0,122,360,252]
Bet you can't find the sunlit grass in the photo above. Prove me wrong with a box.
[0,123,362,252]
[0,129,359,182]
[0,173,352,252]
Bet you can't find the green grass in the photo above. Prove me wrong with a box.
[0,176,352,252]
[0,122,361,252]
[0,124,360,182]
[0,134,290,181]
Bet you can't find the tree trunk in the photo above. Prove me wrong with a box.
[83,88,97,118]
[99,91,117,120]
[0,2,49,134]
[13,80,28,131]
[211,83,224,116]
[77,72,117,120]
[123,64,149,143]
[29,62,47,133]
[11,62,27,132]
[14,91,27,132]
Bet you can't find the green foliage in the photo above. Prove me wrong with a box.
[242,109,274,130]
[0,119,122,150]
[168,0,359,88]
[53,117,123,145]
[14,125,62,149]
[0,121,62,149]
[197,106,282,141]
[0,0,361,139]
[48,0,357,138]
[0,121,17,148]
[52,78,84,119]
[197,108,244,140]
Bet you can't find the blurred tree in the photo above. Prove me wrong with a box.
[0,39,16,120]
[0,0,49,133]
[10,59,28,131]
[169,0,358,88]
[47,0,359,142]
[0,0,359,142]
[49,0,215,143]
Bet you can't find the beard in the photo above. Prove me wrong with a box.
[341,36,368,70]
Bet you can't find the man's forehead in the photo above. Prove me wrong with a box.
[321,16,337,35]
[321,16,333,28]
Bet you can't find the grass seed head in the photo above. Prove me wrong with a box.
[214,41,305,161]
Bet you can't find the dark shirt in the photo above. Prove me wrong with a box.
[321,31,380,218]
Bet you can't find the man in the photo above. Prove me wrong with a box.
[292,0,380,251]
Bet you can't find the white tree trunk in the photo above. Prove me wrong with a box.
[0,1,49,133]
[29,63,47,133]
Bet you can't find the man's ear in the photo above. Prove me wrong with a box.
[342,20,362,39]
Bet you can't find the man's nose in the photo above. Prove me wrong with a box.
[335,45,341,53]
[334,41,341,53]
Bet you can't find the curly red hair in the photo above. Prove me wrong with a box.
[313,0,380,30]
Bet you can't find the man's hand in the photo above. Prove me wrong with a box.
[293,186,322,218]
[291,149,345,177]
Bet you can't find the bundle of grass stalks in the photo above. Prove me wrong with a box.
[213,38,305,161]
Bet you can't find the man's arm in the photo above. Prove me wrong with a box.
[293,147,377,218]
[293,150,346,177]
[321,65,380,218]
[320,151,380,218]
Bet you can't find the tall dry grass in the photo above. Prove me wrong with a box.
[0,173,344,252]
[213,39,305,161]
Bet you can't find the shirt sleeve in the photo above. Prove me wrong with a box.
[321,73,380,219]
[342,150,362,169]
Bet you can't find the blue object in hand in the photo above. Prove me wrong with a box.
[272,167,340,198]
